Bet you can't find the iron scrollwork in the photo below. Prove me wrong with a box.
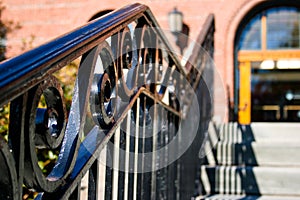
[0,3,215,199]
[9,76,67,192]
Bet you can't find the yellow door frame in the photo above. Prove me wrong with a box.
[238,61,251,124]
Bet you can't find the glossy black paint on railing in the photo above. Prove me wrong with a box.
[0,3,214,200]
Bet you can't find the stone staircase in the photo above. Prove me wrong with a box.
[197,122,300,199]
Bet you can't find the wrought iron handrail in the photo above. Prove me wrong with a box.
[0,3,215,199]
[0,3,184,107]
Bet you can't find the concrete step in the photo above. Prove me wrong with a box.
[196,194,300,200]
[200,165,300,196]
[218,123,300,143]
[211,142,300,166]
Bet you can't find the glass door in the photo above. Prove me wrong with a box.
[238,59,300,124]
[251,60,300,122]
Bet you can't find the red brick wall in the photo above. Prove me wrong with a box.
[1,0,266,122]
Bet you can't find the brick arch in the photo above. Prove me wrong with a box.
[223,0,266,119]
[224,0,266,99]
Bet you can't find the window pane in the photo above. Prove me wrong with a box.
[251,63,300,122]
[267,7,300,49]
[238,14,262,50]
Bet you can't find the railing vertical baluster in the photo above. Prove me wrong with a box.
[136,98,143,200]
[133,97,140,200]
[156,104,163,199]
[151,99,157,200]
[143,97,152,200]
[177,74,185,200]
[118,129,126,200]
[167,110,175,199]
[128,108,135,199]
[124,110,131,200]
[139,95,149,199]
[97,146,107,200]
[174,97,181,200]
[9,95,27,200]
[175,115,180,199]
[143,129,152,200]
[112,127,120,200]
[162,107,168,200]
[88,160,98,200]
[80,172,89,200]
[69,184,81,200]
[142,96,147,199]
[105,145,113,200]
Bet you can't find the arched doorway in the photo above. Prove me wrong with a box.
[235,3,300,124]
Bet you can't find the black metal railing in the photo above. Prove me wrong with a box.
[0,3,214,199]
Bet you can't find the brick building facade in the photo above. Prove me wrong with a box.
[3,0,299,123]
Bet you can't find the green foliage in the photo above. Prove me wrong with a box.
[54,60,79,112]
[0,2,79,198]
[21,34,35,53]
[0,104,9,141]
[22,187,37,200]
[37,149,59,175]
[35,61,78,176]
[0,60,78,142]
[0,61,78,199]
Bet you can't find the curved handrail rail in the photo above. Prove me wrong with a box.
[0,3,183,107]
[185,13,214,73]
